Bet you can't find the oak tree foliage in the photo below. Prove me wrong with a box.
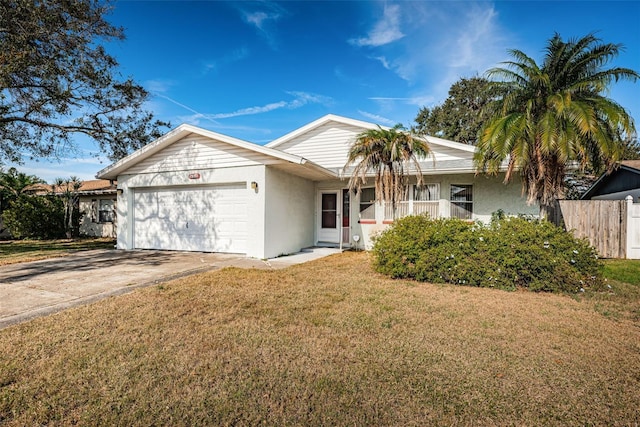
[0,0,168,163]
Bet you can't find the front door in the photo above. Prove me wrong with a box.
[318,191,340,243]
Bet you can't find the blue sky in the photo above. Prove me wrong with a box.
[13,0,640,182]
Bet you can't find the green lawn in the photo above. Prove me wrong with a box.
[0,238,116,265]
[1,251,638,425]
[602,258,640,285]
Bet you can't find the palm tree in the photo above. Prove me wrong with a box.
[54,177,82,238]
[345,124,431,220]
[0,167,44,210]
[475,33,639,218]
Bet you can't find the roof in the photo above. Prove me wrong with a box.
[620,160,640,171]
[25,180,117,195]
[266,114,381,148]
[74,180,117,193]
[95,114,484,181]
[266,114,476,154]
[580,161,640,200]
[96,123,337,181]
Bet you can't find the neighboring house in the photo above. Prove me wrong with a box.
[74,180,118,238]
[580,160,640,201]
[96,114,538,258]
[24,180,117,238]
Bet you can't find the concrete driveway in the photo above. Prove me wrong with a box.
[0,248,340,329]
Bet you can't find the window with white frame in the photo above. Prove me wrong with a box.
[450,184,473,219]
[414,183,439,202]
[413,183,440,218]
[98,199,115,223]
[359,188,376,220]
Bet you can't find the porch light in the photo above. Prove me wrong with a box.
[251,181,258,192]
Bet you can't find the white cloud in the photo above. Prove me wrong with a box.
[143,79,176,94]
[153,90,331,125]
[349,4,405,47]
[244,11,273,31]
[211,101,288,119]
[202,46,249,74]
[358,110,396,126]
[153,93,221,126]
[210,92,333,119]
[355,2,508,106]
[372,56,391,69]
[369,96,436,107]
[11,161,101,183]
[447,6,502,69]
[237,2,288,49]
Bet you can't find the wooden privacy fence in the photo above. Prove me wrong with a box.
[557,199,627,258]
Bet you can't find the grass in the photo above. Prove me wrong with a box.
[603,258,640,285]
[584,258,640,322]
[1,251,639,425]
[0,238,116,265]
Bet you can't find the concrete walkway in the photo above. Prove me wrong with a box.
[0,247,340,329]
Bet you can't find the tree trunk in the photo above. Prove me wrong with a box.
[539,201,558,223]
[66,202,72,239]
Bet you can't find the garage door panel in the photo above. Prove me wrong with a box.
[133,184,248,253]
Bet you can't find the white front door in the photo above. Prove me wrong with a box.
[317,191,340,243]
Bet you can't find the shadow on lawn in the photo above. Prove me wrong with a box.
[0,238,116,255]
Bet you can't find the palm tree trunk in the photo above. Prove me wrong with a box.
[539,201,558,223]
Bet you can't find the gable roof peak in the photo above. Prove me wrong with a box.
[266,114,382,149]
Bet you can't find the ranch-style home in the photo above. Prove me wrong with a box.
[21,179,117,238]
[96,114,538,259]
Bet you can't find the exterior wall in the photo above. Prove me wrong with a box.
[436,173,539,222]
[323,172,537,226]
[276,122,473,170]
[116,165,267,258]
[264,167,315,258]
[587,168,640,198]
[275,122,364,168]
[78,196,116,238]
[593,188,640,201]
[126,133,282,175]
[322,172,538,249]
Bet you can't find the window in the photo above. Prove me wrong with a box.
[91,199,98,222]
[450,184,472,219]
[98,199,115,223]
[359,188,375,220]
[413,183,440,218]
[414,183,439,201]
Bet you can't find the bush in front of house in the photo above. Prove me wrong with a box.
[372,215,603,293]
[2,195,66,239]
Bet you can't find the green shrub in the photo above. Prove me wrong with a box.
[2,195,66,239]
[372,215,603,293]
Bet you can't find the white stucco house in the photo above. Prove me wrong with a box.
[96,114,538,258]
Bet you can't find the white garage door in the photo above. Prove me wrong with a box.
[133,184,248,253]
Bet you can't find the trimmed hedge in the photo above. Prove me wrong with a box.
[372,215,603,293]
